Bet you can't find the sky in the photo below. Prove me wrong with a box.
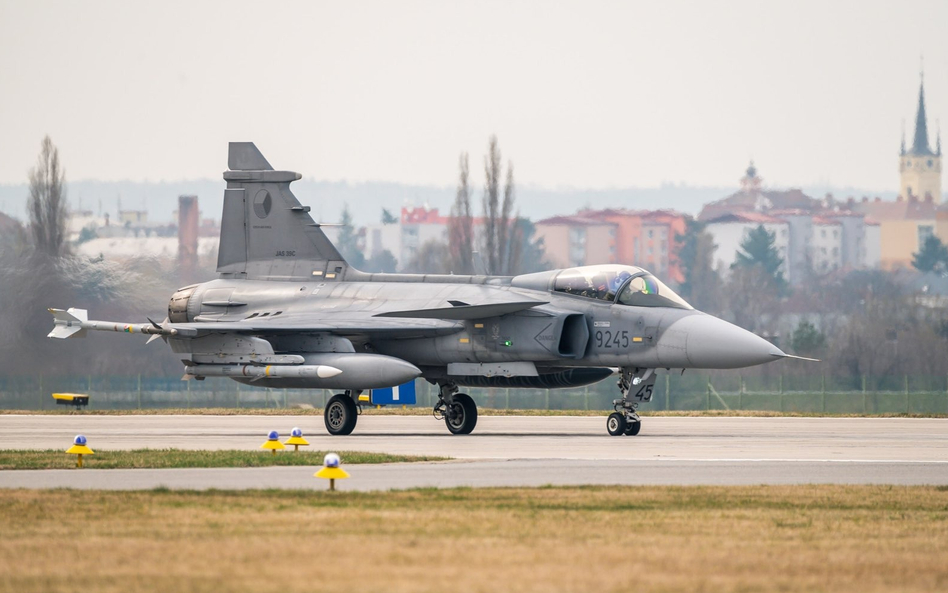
[1,0,947,194]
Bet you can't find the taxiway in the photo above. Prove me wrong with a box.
[1,415,945,490]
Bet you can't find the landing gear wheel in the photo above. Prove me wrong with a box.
[624,420,641,436]
[445,393,478,435]
[324,394,357,436]
[606,412,627,436]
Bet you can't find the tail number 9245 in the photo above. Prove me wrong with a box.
[595,330,629,349]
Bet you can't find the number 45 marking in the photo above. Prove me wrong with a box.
[634,383,653,402]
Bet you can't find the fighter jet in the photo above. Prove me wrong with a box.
[48,143,809,437]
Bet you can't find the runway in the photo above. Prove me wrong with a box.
[1,415,946,489]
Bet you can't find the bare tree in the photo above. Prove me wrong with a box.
[507,212,524,275]
[482,136,501,274]
[725,265,780,333]
[448,153,474,274]
[28,135,69,258]
[405,239,450,274]
[479,135,518,275]
[498,163,516,274]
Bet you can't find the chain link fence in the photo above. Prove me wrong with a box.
[2,372,947,414]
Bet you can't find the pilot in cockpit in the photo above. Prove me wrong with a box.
[607,270,632,299]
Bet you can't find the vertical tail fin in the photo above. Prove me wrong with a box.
[217,142,351,281]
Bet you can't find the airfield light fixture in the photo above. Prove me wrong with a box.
[284,427,310,451]
[260,430,285,455]
[315,452,349,491]
[65,434,95,468]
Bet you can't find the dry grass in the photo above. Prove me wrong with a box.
[1,485,946,593]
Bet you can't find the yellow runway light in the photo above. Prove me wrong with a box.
[260,430,285,455]
[314,453,350,491]
[65,435,94,468]
[284,427,309,451]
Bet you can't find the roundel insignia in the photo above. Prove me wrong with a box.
[253,190,272,219]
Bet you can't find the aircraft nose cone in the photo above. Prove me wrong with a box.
[672,314,783,369]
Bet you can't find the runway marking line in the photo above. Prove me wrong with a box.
[456,457,948,464]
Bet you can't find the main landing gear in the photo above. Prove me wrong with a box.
[607,367,656,437]
[324,391,361,436]
[434,382,477,435]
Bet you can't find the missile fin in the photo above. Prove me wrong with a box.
[47,308,89,339]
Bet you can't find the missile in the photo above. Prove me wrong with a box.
[47,308,185,339]
[186,353,422,389]
[185,364,343,380]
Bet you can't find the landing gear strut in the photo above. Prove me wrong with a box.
[324,391,360,436]
[607,368,655,437]
[434,382,478,435]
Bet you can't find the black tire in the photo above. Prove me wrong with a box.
[624,420,641,436]
[324,394,358,436]
[445,393,478,435]
[606,412,627,436]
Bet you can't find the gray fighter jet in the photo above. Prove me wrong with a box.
[48,143,809,436]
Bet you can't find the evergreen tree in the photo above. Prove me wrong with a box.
[732,224,787,292]
[790,320,826,357]
[381,208,398,225]
[911,235,948,273]
[508,217,549,274]
[336,205,365,269]
[363,249,398,273]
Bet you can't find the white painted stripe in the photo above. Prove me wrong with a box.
[451,457,948,464]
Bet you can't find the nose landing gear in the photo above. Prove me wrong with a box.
[607,367,655,436]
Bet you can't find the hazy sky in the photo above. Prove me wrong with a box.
[1,0,947,192]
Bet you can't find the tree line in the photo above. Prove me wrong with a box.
[675,220,948,385]
[0,136,190,378]
[4,135,944,386]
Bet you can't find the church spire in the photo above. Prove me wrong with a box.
[901,119,906,155]
[912,75,933,155]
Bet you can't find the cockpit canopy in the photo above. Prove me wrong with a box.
[552,264,692,310]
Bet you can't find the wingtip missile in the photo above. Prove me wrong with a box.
[47,308,180,340]
[47,308,89,339]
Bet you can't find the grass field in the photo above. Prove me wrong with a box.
[1,485,946,593]
[0,449,447,470]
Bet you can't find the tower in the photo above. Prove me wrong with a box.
[740,160,763,193]
[740,160,771,211]
[899,75,942,202]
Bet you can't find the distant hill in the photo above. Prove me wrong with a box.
[0,179,896,227]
